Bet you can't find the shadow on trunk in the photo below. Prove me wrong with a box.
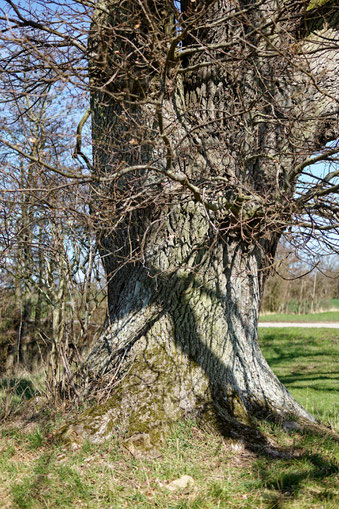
[62,236,315,454]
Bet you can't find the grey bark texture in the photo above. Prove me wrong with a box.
[83,0,338,441]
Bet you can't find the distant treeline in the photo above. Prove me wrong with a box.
[262,245,338,314]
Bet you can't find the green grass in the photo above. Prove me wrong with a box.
[259,311,339,322]
[259,327,339,428]
[0,328,338,508]
[1,415,338,509]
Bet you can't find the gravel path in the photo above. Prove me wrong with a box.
[258,322,339,328]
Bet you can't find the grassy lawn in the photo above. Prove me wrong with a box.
[259,311,339,322]
[0,327,338,508]
[259,328,339,429]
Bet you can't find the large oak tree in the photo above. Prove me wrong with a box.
[0,0,338,443]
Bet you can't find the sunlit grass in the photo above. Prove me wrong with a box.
[259,327,339,429]
[259,311,339,322]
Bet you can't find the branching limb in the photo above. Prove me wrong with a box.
[289,146,339,184]
[73,108,92,170]
[0,136,92,181]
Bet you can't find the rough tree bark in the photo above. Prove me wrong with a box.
[83,0,338,443]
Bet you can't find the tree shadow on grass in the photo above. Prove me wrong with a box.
[279,382,338,393]
[252,429,339,508]
[264,350,338,367]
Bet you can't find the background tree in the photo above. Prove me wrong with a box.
[0,62,103,399]
[0,1,338,440]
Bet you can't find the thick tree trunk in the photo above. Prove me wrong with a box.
[84,202,313,443]
[80,0,337,444]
